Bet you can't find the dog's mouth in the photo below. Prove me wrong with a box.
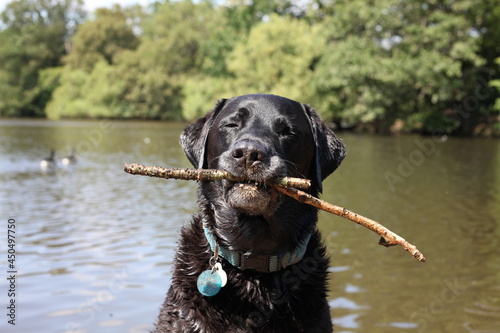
[224,180,280,216]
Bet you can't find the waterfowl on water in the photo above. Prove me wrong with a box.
[62,148,77,166]
[40,150,57,171]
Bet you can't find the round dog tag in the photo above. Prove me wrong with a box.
[197,270,222,297]
[214,262,227,287]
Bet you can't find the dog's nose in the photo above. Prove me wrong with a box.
[231,140,267,169]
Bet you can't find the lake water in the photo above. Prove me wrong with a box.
[0,119,499,333]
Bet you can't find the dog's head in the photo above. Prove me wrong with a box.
[180,94,345,253]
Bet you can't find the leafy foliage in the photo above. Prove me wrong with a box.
[226,14,324,102]
[0,0,498,135]
[0,0,85,116]
[64,5,139,72]
[311,0,491,134]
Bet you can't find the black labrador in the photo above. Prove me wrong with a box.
[154,94,346,332]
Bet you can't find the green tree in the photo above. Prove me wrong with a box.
[225,14,324,101]
[480,1,500,136]
[223,0,298,33]
[181,75,227,120]
[200,0,306,77]
[64,5,139,72]
[47,0,223,119]
[0,0,85,117]
[46,4,142,119]
[109,0,221,119]
[311,0,494,134]
[46,61,127,119]
[181,13,324,120]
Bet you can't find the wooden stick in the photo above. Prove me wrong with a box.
[275,187,426,262]
[124,163,311,190]
[124,163,425,262]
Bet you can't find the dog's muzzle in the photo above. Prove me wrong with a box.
[220,139,285,216]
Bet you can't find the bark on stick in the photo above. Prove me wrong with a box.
[124,163,311,190]
[274,187,426,262]
[124,163,426,262]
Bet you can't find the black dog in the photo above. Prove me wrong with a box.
[154,94,346,332]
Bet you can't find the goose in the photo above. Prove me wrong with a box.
[40,150,57,171]
[62,148,77,166]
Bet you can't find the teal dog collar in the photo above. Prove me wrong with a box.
[203,224,311,273]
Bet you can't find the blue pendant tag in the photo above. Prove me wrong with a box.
[197,270,222,297]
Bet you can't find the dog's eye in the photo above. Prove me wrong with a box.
[278,125,297,137]
[223,123,239,129]
[275,119,298,137]
[281,126,292,135]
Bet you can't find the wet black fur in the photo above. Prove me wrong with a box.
[153,94,346,332]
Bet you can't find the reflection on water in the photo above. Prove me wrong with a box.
[0,119,499,332]
[321,135,500,333]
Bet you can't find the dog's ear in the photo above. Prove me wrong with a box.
[302,104,346,193]
[180,99,227,168]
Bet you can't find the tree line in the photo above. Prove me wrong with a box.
[0,0,499,136]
